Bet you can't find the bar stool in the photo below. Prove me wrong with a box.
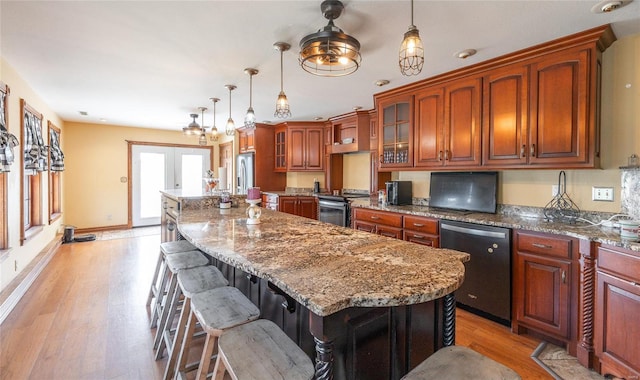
[213,319,314,380]
[160,265,228,380]
[175,286,260,380]
[401,346,521,379]
[152,250,209,352]
[148,240,197,329]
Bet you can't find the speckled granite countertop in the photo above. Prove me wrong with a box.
[176,206,469,317]
[351,199,640,252]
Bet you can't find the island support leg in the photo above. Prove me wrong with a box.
[314,337,334,380]
[443,293,456,347]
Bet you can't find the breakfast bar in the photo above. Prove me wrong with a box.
[176,205,469,379]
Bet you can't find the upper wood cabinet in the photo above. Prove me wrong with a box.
[378,93,413,169]
[286,122,324,171]
[328,111,371,154]
[274,124,287,172]
[238,128,255,153]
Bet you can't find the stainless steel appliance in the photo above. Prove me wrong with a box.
[385,180,412,205]
[440,220,511,326]
[317,192,369,227]
[236,152,254,195]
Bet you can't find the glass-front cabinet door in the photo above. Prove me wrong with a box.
[378,94,413,168]
[274,124,286,172]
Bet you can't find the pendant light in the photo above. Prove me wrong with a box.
[197,106,208,146]
[225,85,236,136]
[244,68,258,129]
[399,0,424,76]
[209,97,220,142]
[182,113,201,135]
[299,0,361,77]
[273,42,291,119]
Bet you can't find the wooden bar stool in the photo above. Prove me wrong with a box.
[160,265,228,380]
[401,346,521,379]
[176,286,260,380]
[148,240,197,329]
[213,319,314,380]
[152,250,209,353]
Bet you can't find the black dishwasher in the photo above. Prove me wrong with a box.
[440,220,511,326]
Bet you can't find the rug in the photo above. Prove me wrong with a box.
[531,342,604,380]
[97,226,161,241]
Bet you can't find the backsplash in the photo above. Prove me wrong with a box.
[621,167,640,220]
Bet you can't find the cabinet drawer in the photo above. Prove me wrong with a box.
[403,231,439,247]
[163,197,179,212]
[598,245,640,283]
[403,215,438,235]
[353,209,402,228]
[515,230,572,259]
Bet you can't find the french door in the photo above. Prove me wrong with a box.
[131,145,210,227]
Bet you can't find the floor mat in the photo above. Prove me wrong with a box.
[96,226,160,240]
[531,342,604,380]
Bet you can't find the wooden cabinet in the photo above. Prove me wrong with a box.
[244,124,286,191]
[595,245,640,379]
[328,111,370,154]
[238,128,255,153]
[274,124,287,172]
[403,215,439,247]
[513,230,578,344]
[286,123,324,171]
[378,93,413,168]
[278,196,318,220]
[352,208,403,239]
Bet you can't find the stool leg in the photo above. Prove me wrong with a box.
[196,334,218,380]
[147,250,163,306]
[163,296,193,380]
[150,260,169,328]
[154,272,179,353]
[212,349,228,380]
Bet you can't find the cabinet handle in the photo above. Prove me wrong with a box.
[370,216,380,220]
[246,274,258,284]
[530,144,536,157]
[532,243,553,249]
[445,150,450,160]
[438,151,443,161]
[413,223,425,227]
[379,154,383,163]
[413,234,425,239]
[521,145,526,157]
[562,270,566,284]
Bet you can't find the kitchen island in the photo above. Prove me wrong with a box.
[176,205,469,380]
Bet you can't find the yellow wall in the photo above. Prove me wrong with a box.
[393,33,639,214]
[0,59,65,289]
[286,172,325,189]
[63,122,216,229]
[343,152,371,190]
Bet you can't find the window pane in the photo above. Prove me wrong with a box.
[139,153,165,219]
[181,155,203,193]
[24,175,31,228]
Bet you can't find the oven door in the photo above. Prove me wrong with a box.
[318,199,348,227]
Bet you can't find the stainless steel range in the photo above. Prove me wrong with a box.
[317,192,370,227]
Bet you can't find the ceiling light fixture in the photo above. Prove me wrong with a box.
[591,0,631,13]
[375,79,390,87]
[209,97,220,142]
[273,42,292,119]
[225,85,236,136]
[183,113,201,135]
[455,49,477,59]
[197,106,208,145]
[244,68,258,129]
[399,0,424,76]
[299,0,361,77]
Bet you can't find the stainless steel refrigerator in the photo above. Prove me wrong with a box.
[236,152,255,195]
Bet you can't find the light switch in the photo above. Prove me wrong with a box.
[592,187,614,201]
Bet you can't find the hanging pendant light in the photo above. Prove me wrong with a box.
[209,97,220,142]
[399,0,424,76]
[244,68,258,129]
[182,113,201,135]
[197,106,208,146]
[273,42,291,118]
[299,0,361,77]
[225,85,236,136]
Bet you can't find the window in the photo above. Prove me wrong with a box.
[20,99,46,244]
[48,121,64,223]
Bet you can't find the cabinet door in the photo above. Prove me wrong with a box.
[515,251,571,339]
[529,48,590,166]
[245,130,255,152]
[239,131,248,153]
[483,65,529,166]
[288,128,306,170]
[274,125,287,172]
[305,127,324,170]
[278,197,297,215]
[414,86,445,167]
[378,94,413,168]
[443,76,482,167]
[297,197,318,219]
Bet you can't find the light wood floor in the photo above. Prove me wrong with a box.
[0,232,553,379]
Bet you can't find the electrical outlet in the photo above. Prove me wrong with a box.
[592,186,614,201]
[551,185,559,196]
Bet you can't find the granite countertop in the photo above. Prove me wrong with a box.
[161,189,220,200]
[351,199,640,252]
[261,190,322,197]
[176,206,469,317]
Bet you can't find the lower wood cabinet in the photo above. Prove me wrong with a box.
[512,230,578,347]
[352,208,403,239]
[595,244,640,379]
[278,196,318,220]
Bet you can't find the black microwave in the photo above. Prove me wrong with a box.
[385,181,412,205]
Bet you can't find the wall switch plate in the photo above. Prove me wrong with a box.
[592,186,614,201]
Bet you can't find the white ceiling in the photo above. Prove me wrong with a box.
[1,1,639,132]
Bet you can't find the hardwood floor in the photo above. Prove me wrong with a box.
[0,232,553,379]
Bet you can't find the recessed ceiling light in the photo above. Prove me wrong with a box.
[375,80,390,87]
[454,49,477,59]
[352,106,362,111]
[99,118,107,122]
[314,117,324,121]
[78,111,88,116]
[591,0,631,13]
